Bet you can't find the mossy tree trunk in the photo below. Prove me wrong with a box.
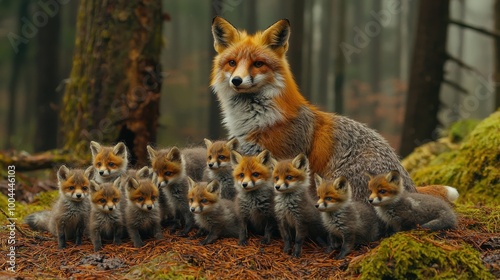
[400,0,449,157]
[60,0,162,166]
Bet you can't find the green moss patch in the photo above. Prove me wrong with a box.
[123,253,203,279]
[0,190,58,223]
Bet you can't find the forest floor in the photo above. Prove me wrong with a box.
[0,177,499,279]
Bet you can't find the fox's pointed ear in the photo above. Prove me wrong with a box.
[212,16,239,53]
[364,171,374,180]
[90,141,101,158]
[262,19,290,55]
[167,147,182,162]
[314,173,323,189]
[230,150,243,166]
[292,154,308,170]
[147,145,157,162]
[226,137,239,151]
[57,165,70,182]
[386,170,401,184]
[136,166,152,179]
[204,138,213,149]
[187,176,196,191]
[257,150,272,166]
[90,180,100,193]
[127,178,139,191]
[84,166,95,180]
[207,180,221,195]
[113,142,127,158]
[333,176,348,191]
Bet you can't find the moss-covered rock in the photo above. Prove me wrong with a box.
[455,203,500,233]
[349,231,494,279]
[0,190,58,223]
[407,111,500,204]
[446,119,481,143]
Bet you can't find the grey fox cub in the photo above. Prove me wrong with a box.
[203,138,239,200]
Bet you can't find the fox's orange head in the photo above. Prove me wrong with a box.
[125,178,159,211]
[90,141,128,178]
[89,179,121,212]
[204,138,239,170]
[315,175,352,212]
[147,145,185,188]
[231,150,273,191]
[187,178,220,214]
[272,154,309,193]
[57,165,91,201]
[211,17,292,95]
[367,171,403,206]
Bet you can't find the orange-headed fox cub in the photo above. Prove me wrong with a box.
[416,185,459,204]
[147,146,203,235]
[203,138,239,200]
[210,17,416,201]
[123,177,162,247]
[368,171,457,234]
[272,154,328,257]
[25,165,92,249]
[90,141,128,184]
[88,179,124,251]
[231,150,278,245]
[315,175,381,259]
[187,178,240,245]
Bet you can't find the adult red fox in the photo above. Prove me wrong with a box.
[210,17,416,200]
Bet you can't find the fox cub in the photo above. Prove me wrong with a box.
[90,141,128,183]
[88,179,124,251]
[272,154,328,258]
[203,138,239,200]
[368,171,458,234]
[25,165,92,249]
[187,178,240,245]
[210,16,416,201]
[123,177,162,247]
[147,146,202,235]
[231,150,278,245]
[315,175,381,259]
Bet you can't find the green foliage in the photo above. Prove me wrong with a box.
[446,119,480,143]
[0,190,58,223]
[349,232,494,280]
[456,203,500,233]
[123,253,203,279]
[408,111,500,204]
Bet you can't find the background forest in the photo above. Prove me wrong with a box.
[0,0,497,160]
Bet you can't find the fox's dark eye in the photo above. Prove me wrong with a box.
[208,155,212,160]
[379,190,387,194]
[137,197,144,202]
[274,176,279,182]
[285,175,293,180]
[68,186,75,190]
[253,61,264,68]
[218,155,226,160]
[239,173,244,178]
[112,198,118,203]
[108,162,115,167]
[228,60,236,67]
[97,162,102,167]
[189,198,194,203]
[325,197,333,201]
[164,171,172,176]
[82,186,88,191]
[201,199,208,204]
[151,195,156,200]
[99,198,106,203]
[252,172,260,178]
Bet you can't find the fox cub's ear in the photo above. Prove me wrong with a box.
[136,166,152,179]
[333,176,348,191]
[90,141,102,158]
[212,16,239,53]
[292,153,308,170]
[57,165,70,182]
[187,176,196,190]
[257,150,273,166]
[113,142,127,158]
[126,178,140,191]
[385,170,401,184]
[84,166,95,180]
[230,150,243,166]
[89,180,101,193]
[262,19,290,55]
[147,145,157,161]
[226,138,239,151]
[314,174,324,188]
[204,138,213,149]
[206,180,221,195]
[167,147,182,162]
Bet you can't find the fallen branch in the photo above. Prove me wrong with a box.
[0,150,89,172]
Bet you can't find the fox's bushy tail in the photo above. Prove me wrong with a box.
[25,211,51,232]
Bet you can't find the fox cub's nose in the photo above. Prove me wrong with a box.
[147,205,153,210]
[275,185,280,190]
[190,207,196,213]
[231,76,243,86]
[108,207,113,211]
[242,182,248,188]
[315,204,319,208]
[76,193,82,198]
[99,170,104,175]
[208,163,214,168]
[368,198,374,203]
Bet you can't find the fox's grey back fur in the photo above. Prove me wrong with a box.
[182,147,208,181]
[194,199,240,241]
[375,192,457,233]
[163,179,195,235]
[205,168,236,200]
[224,102,415,202]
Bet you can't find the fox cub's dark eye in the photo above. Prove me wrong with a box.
[252,172,260,178]
[285,175,293,180]
[274,176,279,182]
[82,186,88,191]
[99,198,106,203]
[379,190,387,194]
[253,61,264,68]
[239,173,244,178]
[151,196,156,200]
[201,199,208,204]
[208,155,212,160]
[108,162,115,167]
[228,60,236,67]
[218,155,226,160]
[68,186,75,190]
[97,162,102,167]
[137,197,144,202]
[164,171,172,176]
[112,198,118,203]
[325,197,333,201]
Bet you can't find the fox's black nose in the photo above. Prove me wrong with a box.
[242,182,248,188]
[108,207,113,211]
[190,207,196,212]
[275,185,280,190]
[368,199,374,203]
[147,205,153,210]
[99,171,104,175]
[208,163,214,168]
[232,76,243,86]
[315,204,319,208]
[76,194,82,198]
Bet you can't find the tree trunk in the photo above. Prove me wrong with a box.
[35,4,61,152]
[289,0,305,92]
[400,0,450,157]
[60,0,162,166]
[334,0,346,114]
[495,0,500,109]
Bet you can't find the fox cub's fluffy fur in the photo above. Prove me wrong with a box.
[272,154,328,257]
[203,138,239,200]
[25,165,92,249]
[231,150,278,245]
[210,16,416,201]
[187,178,240,245]
[315,175,381,259]
[368,171,458,234]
